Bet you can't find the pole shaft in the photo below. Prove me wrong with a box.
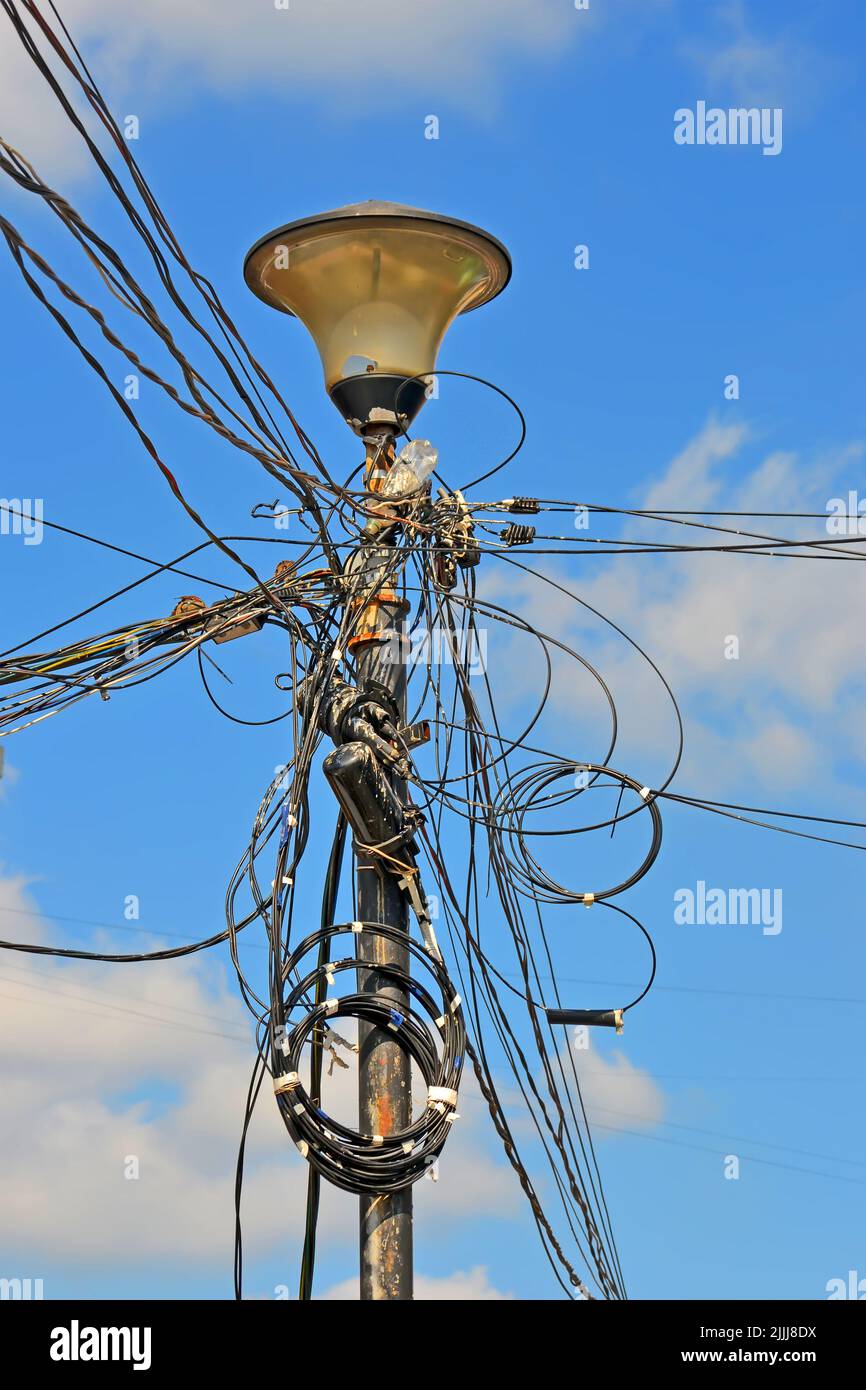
[355,620,413,1300]
[354,430,413,1300]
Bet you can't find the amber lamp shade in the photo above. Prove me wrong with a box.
[244,200,510,432]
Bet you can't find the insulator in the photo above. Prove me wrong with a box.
[501,523,536,547]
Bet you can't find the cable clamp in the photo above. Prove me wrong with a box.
[274,1071,300,1095]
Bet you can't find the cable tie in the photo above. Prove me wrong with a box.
[639,786,652,801]
[273,1071,300,1095]
[428,1086,459,1108]
[387,1009,405,1031]
[351,920,363,933]
[445,1111,460,1124]
[583,892,595,908]
[402,1141,414,1155]
[295,1139,309,1159]
[324,998,339,1015]
[371,1134,384,1147]
[434,1014,446,1029]
[450,994,462,1013]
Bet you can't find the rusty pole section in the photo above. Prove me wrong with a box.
[352,427,413,1300]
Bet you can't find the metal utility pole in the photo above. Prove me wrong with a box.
[353,427,413,1300]
[243,198,511,1303]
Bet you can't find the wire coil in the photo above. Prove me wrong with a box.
[273,920,465,1195]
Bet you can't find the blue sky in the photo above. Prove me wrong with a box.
[1,0,865,1300]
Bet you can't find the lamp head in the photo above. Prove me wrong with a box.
[244,200,510,433]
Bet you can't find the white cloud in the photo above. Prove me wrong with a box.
[0,874,516,1275]
[322,1264,512,1300]
[571,1037,666,1133]
[0,0,581,183]
[682,0,839,115]
[487,418,866,794]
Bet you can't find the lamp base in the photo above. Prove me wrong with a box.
[329,373,430,434]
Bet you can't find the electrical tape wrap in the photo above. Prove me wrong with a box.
[272,920,465,1194]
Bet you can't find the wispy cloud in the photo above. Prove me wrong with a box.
[0,0,581,183]
[484,418,866,795]
[322,1265,513,1300]
[0,875,515,1275]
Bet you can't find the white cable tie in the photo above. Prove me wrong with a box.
[402,1141,414,1155]
[292,1102,304,1116]
[639,786,652,801]
[324,998,339,1015]
[295,1139,309,1159]
[445,1111,460,1124]
[331,646,343,663]
[324,967,336,986]
[450,994,462,1013]
[371,1134,384,1147]
[421,919,442,962]
[287,812,298,827]
[583,892,595,908]
[351,920,363,933]
[434,1014,446,1029]
[273,1071,300,1095]
[428,1086,459,1108]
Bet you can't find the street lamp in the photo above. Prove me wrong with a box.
[244,199,510,1301]
[243,199,510,433]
